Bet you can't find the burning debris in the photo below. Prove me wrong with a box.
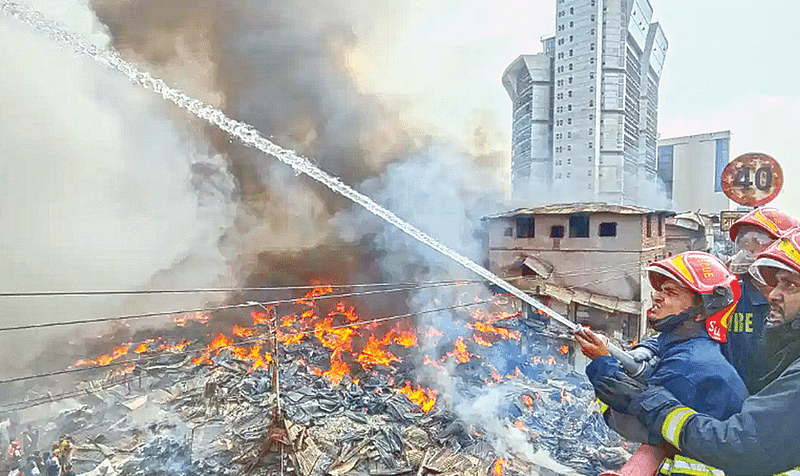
[2,286,632,476]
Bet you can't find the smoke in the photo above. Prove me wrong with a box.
[0,0,236,378]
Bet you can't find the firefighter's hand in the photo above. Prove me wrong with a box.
[594,370,647,414]
[574,327,611,359]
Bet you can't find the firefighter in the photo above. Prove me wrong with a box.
[724,207,798,392]
[595,229,800,475]
[575,252,748,475]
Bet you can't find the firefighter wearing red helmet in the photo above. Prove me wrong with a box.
[595,230,800,475]
[575,252,748,476]
[725,207,798,393]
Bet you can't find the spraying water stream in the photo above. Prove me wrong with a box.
[0,0,580,333]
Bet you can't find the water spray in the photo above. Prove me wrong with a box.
[0,1,641,374]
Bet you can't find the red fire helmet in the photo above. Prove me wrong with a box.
[729,207,799,241]
[750,228,800,287]
[647,252,741,343]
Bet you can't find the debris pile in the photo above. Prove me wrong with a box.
[5,288,634,476]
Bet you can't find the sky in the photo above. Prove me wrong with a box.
[347,0,800,215]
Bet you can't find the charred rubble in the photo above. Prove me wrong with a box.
[3,295,633,476]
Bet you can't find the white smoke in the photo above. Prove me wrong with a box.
[0,0,236,376]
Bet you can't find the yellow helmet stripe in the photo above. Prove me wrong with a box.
[670,256,695,284]
[754,209,780,235]
[778,238,800,267]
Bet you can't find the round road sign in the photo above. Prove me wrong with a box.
[721,153,783,206]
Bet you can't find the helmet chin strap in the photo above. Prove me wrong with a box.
[651,306,703,334]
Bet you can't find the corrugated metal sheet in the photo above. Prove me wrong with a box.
[482,202,674,220]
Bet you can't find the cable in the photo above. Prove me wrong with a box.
[0,279,484,298]
[0,299,497,386]
[0,281,475,333]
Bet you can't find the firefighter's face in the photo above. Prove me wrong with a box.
[648,279,695,324]
[767,269,800,328]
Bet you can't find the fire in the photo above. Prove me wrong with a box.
[173,312,209,327]
[251,309,272,326]
[493,458,507,476]
[357,333,400,368]
[159,339,191,352]
[447,336,472,363]
[522,395,534,407]
[473,334,493,347]
[314,317,355,352]
[489,367,503,383]
[313,351,350,385]
[470,321,520,340]
[514,420,525,430]
[559,344,570,355]
[295,284,334,304]
[330,301,359,322]
[399,381,437,413]
[392,327,418,348]
[423,355,445,370]
[75,344,131,367]
[232,325,256,338]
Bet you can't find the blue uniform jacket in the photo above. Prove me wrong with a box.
[588,331,748,421]
[722,275,770,392]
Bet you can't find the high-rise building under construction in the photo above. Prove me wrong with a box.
[503,0,667,205]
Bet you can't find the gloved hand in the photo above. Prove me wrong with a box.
[626,346,661,381]
[593,368,647,414]
[630,385,684,432]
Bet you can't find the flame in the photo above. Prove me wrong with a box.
[489,367,503,383]
[522,395,534,406]
[313,350,350,385]
[233,325,256,338]
[399,381,437,412]
[173,312,209,327]
[447,336,472,363]
[295,284,334,304]
[559,344,570,355]
[423,355,445,370]
[473,333,493,347]
[547,356,556,365]
[493,458,507,476]
[392,327,418,348]
[251,309,272,326]
[159,339,191,352]
[330,301,359,322]
[470,321,520,340]
[514,420,525,430]
[75,344,131,367]
[357,333,400,368]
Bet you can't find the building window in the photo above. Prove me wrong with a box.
[516,216,535,238]
[590,15,595,22]
[557,93,564,99]
[591,28,595,35]
[568,90,573,97]
[504,227,513,237]
[568,63,573,71]
[557,79,564,86]
[567,145,572,151]
[569,213,590,238]
[570,21,574,27]
[590,57,595,64]
[569,49,573,57]
[589,100,594,107]
[567,131,572,138]
[599,222,617,237]
[556,133,563,139]
[589,113,594,120]
[587,169,592,176]
[589,72,595,79]
[569,7,574,14]
[551,225,565,238]
[658,215,664,236]
[567,104,572,111]
[589,85,595,93]
[589,127,593,134]
[569,35,574,42]
[588,142,593,149]
[567,117,572,125]
[590,43,595,51]
[567,158,571,165]
[646,215,653,237]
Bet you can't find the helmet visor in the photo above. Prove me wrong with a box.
[735,229,774,254]
[749,257,797,287]
[646,265,679,291]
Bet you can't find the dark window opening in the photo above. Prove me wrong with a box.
[551,225,565,238]
[658,215,663,237]
[569,213,590,238]
[646,215,653,237]
[516,216,535,238]
[599,222,617,237]
[504,227,513,237]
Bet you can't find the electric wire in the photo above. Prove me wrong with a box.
[0,280,480,333]
[0,298,501,387]
[0,279,484,298]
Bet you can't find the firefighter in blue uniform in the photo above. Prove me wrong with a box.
[575,252,748,474]
[724,207,798,393]
[594,229,800,476]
